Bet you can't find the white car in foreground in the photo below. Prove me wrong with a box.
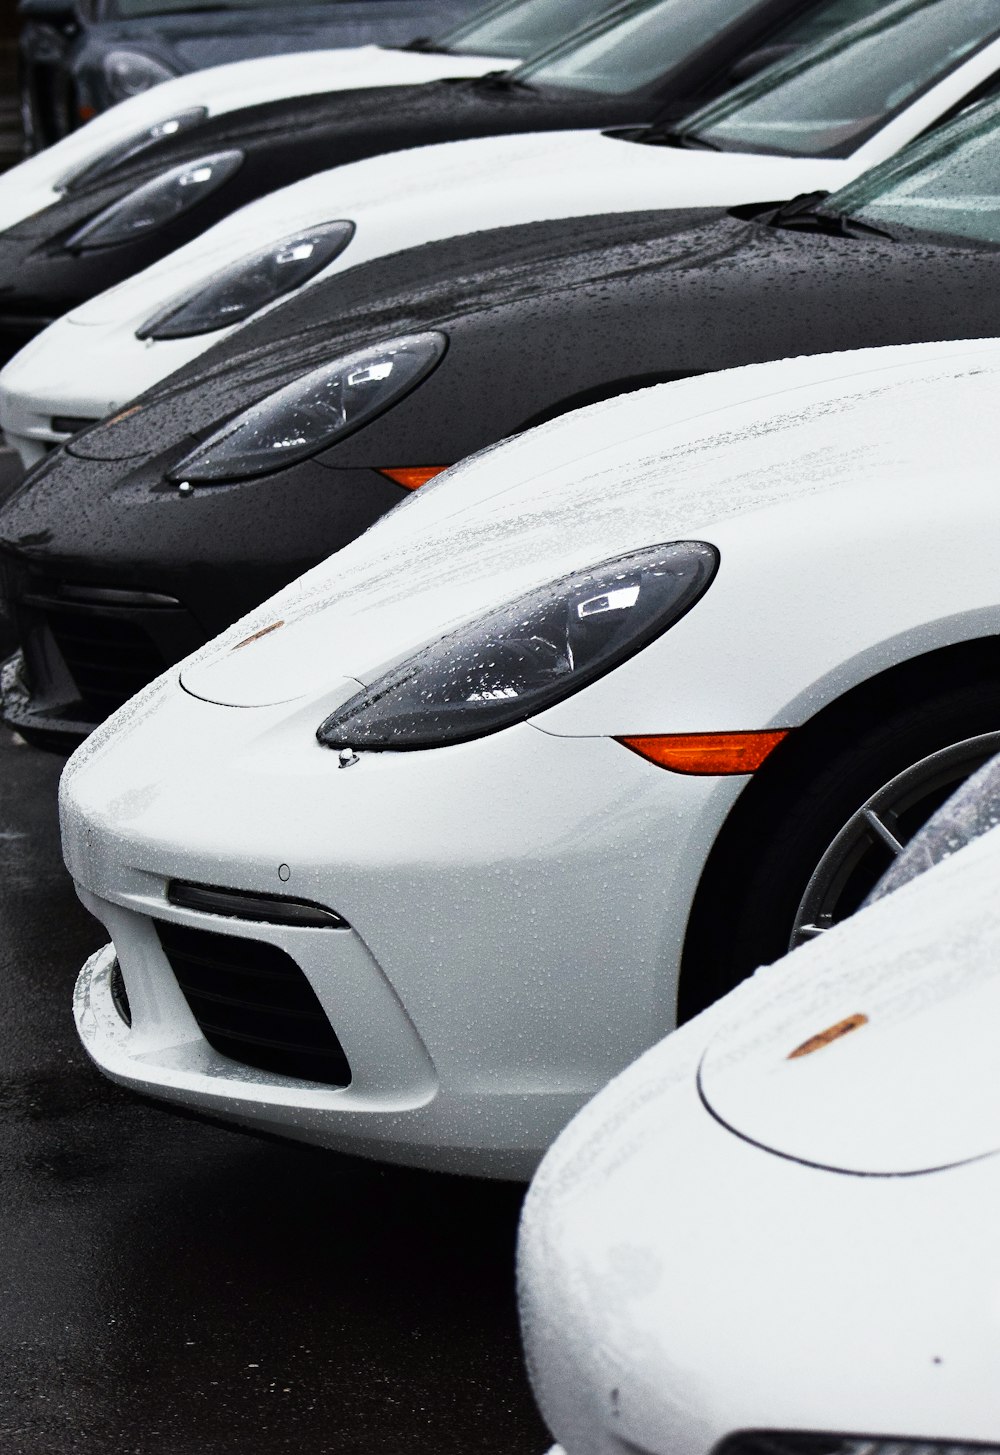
[6,0,995,465]
[63,337,1000,1176]
[519,757,1000,1455]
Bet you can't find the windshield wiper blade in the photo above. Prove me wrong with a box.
[768,192,894,240]
[398,36,454,54]
[835,212,895,241]
[472,70,535,92]
[675,132,722,151]
[637,126,722,150]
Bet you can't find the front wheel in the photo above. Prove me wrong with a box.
[679,678,1000,1021]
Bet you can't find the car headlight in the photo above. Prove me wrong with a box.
[60,107,208,193]
[316,542,719,751]
[65,151,244,251]
[102,50,177,104]
[717,1436,1000,1455]
[136,221,356,340]
[169,332,447,483]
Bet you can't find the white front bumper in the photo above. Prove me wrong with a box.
[0,317,208,468]
[63,680,744,1176]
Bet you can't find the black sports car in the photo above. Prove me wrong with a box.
[0,0,892,359]
[4,76,1000,750]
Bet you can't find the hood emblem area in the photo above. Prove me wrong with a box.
[788,1013,868,1061]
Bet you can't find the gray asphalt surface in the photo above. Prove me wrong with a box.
[0,723,549,1455]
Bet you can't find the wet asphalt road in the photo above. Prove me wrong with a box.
[0,720,550,1454]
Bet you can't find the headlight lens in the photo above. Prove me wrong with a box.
[136,221,356,340]
[102,50,177,104]
[717,1436,1000,1455]
[65,150,244,252]
[60,107,208,193]
[317,542,719,751]
[169,332,447,483]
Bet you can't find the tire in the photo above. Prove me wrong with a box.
[678,674,1000,1022]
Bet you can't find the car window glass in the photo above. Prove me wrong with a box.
[826,92,1000,245]
[514,0,779,97]
[771,0,903,47]
[442,0,621,60]
[682,0,1000,158]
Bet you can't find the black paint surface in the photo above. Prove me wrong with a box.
[4,203,999,745]
[0,0,831,329]
[0,726,546,1453]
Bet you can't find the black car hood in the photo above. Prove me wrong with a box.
[3,210,996,609]
[58,207,997,477]
[67,206,735,463]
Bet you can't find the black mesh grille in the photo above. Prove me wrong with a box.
[43,606,168,718]
[156,921,351,1086]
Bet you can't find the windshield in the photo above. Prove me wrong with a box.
[681,0,1000,159]
[513,0,787,97]
[439,0,622,60]
[821,91,1000,245]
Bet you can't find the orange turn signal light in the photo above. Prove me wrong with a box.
[378,466,448,490]
[617,729,789,775]
[78,104,97,122]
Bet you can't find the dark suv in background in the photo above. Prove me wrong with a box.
[1,6,19,166]
[17,0,477,150]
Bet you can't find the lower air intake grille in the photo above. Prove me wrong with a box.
[44,606,168,718]
[155,921,350,1086]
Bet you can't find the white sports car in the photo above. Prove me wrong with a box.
[518,755,1000,1455]
[5,0,993,465]
[64,336,1000,1176]
[0,2,533,238]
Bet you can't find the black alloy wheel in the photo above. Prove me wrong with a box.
[679,671,1000,1021]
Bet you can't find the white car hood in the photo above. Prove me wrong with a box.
[63,132,849,328]
[700,864,1000,1174]
[519,819,1000,1455]
[0,44,508,235]
[179,338,1000,710]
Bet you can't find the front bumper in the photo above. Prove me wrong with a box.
[0,460,406,742]
[2,648,95,750]
[63,681,744,1176]
[0,314,53,376]
[0,315,204,469]
[0,559,203,748]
